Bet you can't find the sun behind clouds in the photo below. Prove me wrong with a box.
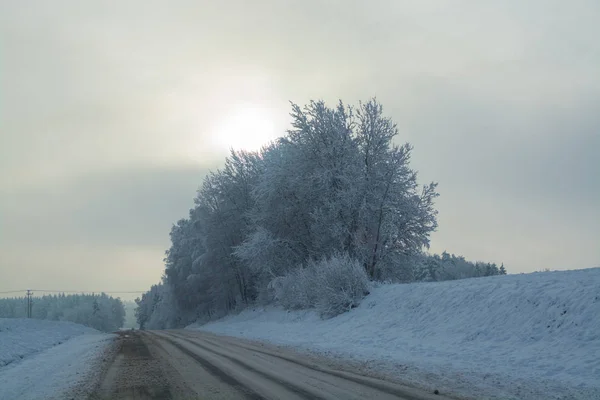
[211,105,279,152]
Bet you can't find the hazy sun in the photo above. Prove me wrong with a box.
[212,105,278,152]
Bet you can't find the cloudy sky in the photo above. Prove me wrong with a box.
[1,0,598,299]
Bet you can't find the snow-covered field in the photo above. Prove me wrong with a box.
[0,318,96,367]
[0,319,113,400]
[192,268,600,400]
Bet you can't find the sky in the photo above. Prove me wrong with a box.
[1,0,599,300]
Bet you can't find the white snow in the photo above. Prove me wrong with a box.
[0,318,96,367]
[192,268,600,400]
[0,319,114,400]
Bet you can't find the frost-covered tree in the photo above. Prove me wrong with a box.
[135,283,182,329]
[191,150,263,308]
[157,149,265,323]
[499,263,507,275]
[138,98,444,324]
[354,102,440,279]
[237,99,438,281]
[163,218,204,315]
[0,293,125,332]
[412,252,505,281]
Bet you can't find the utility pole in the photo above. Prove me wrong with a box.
[26,289,33,318]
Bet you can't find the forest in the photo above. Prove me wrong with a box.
[136,99,505,329]
[0,293,125,332]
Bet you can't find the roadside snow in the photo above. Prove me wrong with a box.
[0,319,114,400]
[192,268,600,400]
[0,318,96,367]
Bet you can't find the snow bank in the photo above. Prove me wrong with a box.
[0,319,113,399]
[0,318,97,367]
[192,268,600,399]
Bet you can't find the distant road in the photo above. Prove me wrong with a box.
[90,330,448,400]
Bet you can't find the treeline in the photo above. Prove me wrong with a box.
[136,99,505,329]
[415,252,506,282]
[0,293,125,332]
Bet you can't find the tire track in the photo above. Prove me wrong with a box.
[93,330,451,400]
[155,331,324,399]
[146,332,265,400]
[173,330,448,400]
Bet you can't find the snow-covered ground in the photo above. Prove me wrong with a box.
[0,319,114,400]
[192,268,600,400]
[0,318,96,367]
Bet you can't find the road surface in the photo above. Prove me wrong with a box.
[90,330,449,400]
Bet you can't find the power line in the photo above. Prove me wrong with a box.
[0,289,146,295]
[34,290,146,294]
[0,290,26,294]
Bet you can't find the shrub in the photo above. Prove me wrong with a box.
[314,254,371,318]
[271,253,371,318]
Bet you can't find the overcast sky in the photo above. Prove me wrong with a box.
[1,0,598,299]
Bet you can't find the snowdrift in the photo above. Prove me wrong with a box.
[192,268,600,399]
[0,318,98,367]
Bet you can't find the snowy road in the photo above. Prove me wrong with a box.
[91,330,448,400]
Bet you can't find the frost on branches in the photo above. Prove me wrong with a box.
[0,294,125,332]
[135,99,500,328]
